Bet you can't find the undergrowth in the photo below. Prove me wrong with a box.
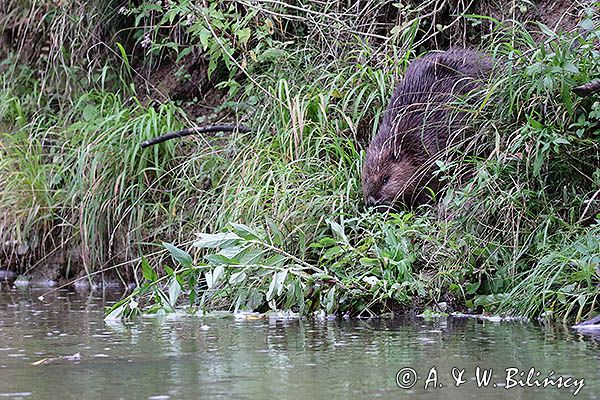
[0,1,598,322]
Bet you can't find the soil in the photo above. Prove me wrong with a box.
[133,52,230,122]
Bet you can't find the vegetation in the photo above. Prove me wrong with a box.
[0,1,598,322]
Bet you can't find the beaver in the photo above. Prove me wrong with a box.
[362,48,493,208]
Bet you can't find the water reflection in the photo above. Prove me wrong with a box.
[0,288,598,400]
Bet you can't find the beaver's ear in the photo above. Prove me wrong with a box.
[388,151,404,162]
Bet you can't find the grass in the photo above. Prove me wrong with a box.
[0,0,598,322]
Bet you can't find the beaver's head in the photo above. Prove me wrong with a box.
[361,144,427,208]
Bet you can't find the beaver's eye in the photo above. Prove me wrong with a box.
[382,176,389,185]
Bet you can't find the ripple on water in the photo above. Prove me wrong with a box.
[0,288,599,400]
[0,392,33,398]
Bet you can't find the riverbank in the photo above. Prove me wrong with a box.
[1,1,598,321]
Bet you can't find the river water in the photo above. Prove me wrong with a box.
[0,287,598,399]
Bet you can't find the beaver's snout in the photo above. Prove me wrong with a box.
[366,196,389,208]
[365,196,378,207]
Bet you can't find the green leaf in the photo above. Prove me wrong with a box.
[168,278,181,306]
[265,217,284,246]
[229,271,247,284]
[563,62,578,74]
[247,288,263,310]
[310,237,337,248]
[326,287,336,314]
[82,104,97,121]
[359,257,380,266]
[319,237,337,246]
[323,246,343,259]
[230,223,259,240]
[235,27,251,45]
[465,281,480,295]
[115,42,130,68]
[193,232,242,248]
[266,270,288,301]
[326,219,348,243]
[537,23,557,39]
[218,245,245,259]
[266,274,277,301]
[104,303,126,321]
[198,27,211,50]
[263,253,286,267]
[579,18,594,30]
[206,265,225,289]
[276,270,287,296]
[295,280,305,314]
[238,248,263,264]
[162,242,193,267]
[141,257,157,281]
[176,46,193,63]
[205,270,215,289]
[207,48,219,79]
[527,117,543,130]
[205,253,239,265]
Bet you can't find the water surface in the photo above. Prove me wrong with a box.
[0,287,598,399]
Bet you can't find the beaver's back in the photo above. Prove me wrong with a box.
[378,48,492,158]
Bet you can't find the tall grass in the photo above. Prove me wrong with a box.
[0,81,185,274]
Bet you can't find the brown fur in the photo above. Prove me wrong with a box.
[362,48,493,208]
